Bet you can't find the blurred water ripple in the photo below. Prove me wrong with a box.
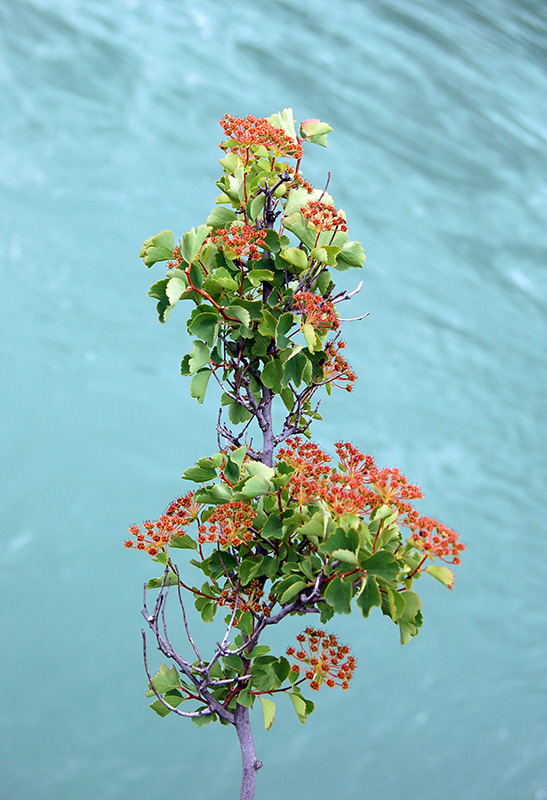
[1,1,545,798]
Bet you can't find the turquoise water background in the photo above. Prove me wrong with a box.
[1,1,546,798]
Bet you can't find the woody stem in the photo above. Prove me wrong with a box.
[234,704,263,800]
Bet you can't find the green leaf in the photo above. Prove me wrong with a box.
[259,697,276,731]
[250,645,271,659]
[228,401,253,425]
[223,653,244,672]
[219,151,241,171]
[261,512,283,540]
[140,230,175,267]
[187,310,219,347]
[289,692,308,724]
[381,585,402,621]
[363,551,400,582]
[148,278,169,301]
[229,446,248,469]
[248,193,266,222]
[331,549,358,565]
[276,313,295,348]
[262,229,285,254]
[279,247,308,272]
[296,516,327,541]
[190,370,212,404]
[261,556,280,577]
[206,206,237,229]
[262,358,284,394]
[148,278,172,323]
[247,269,275,287]
[191,711,215,727]
[356,576,382,617]
[323,576,352,614]
[299,118,332,147]
[400,591,422,621]
[237,689,253,707]
[282,212,316,249]
[149,664,180,694]
[320,527,360,556]
[227,304,251,328]
[272,657,290,684]
[237,611,253,636]
[258,308,278,337]
[268,107,298,140]
[241,475,273,498]
[224,457,241,485]
[169,534,198,551]
[308,247,326,264]
[243,461,275,481]
[166,276,188,306]
[182,465,217,482]
[239,555,264,585]
[281,352,306,387]
[146,572,180,589]
[207,549,238,580]
[277,576,307,604]
[398,591,423,644]
[187,340,210,374]
[194,482,232,504]
[335,240,366,270]
[381,584,398,621]
[280,385,295,410]
[285,186,333,215]
[181,225,210,264]
[302,322,320,353]
[149,691,184,717]
[199,601,216,622]
[425,564,455,590]
[202,270,239,295]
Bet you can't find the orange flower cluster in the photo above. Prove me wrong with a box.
[302,200,348,233]
[285,165,315,193]
[294,291,339,332]
[322,340,357,391]
[409,516,465,564]
[210,223,267,261]
[124,492,200,556]
[276,439,464,566]
[277,438,372,515]
[197,500,257,547]
[218,580,276,616]
[276,439,332,507]
[220,114,303,159]
[286,627,356,690]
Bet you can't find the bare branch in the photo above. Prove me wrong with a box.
[338,312,370,322]
[142,631,212,720]
[331,280,363,303]
[208,583,241,672]
[207,673,252,687]
[318,171,331,202]
[169,564,204,666]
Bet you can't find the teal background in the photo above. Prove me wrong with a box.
[1,1,546,798]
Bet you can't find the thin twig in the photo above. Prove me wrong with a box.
[171,564,204,666]
[141,631,212,719]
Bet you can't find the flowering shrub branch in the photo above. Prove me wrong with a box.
[128,109,464,800]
